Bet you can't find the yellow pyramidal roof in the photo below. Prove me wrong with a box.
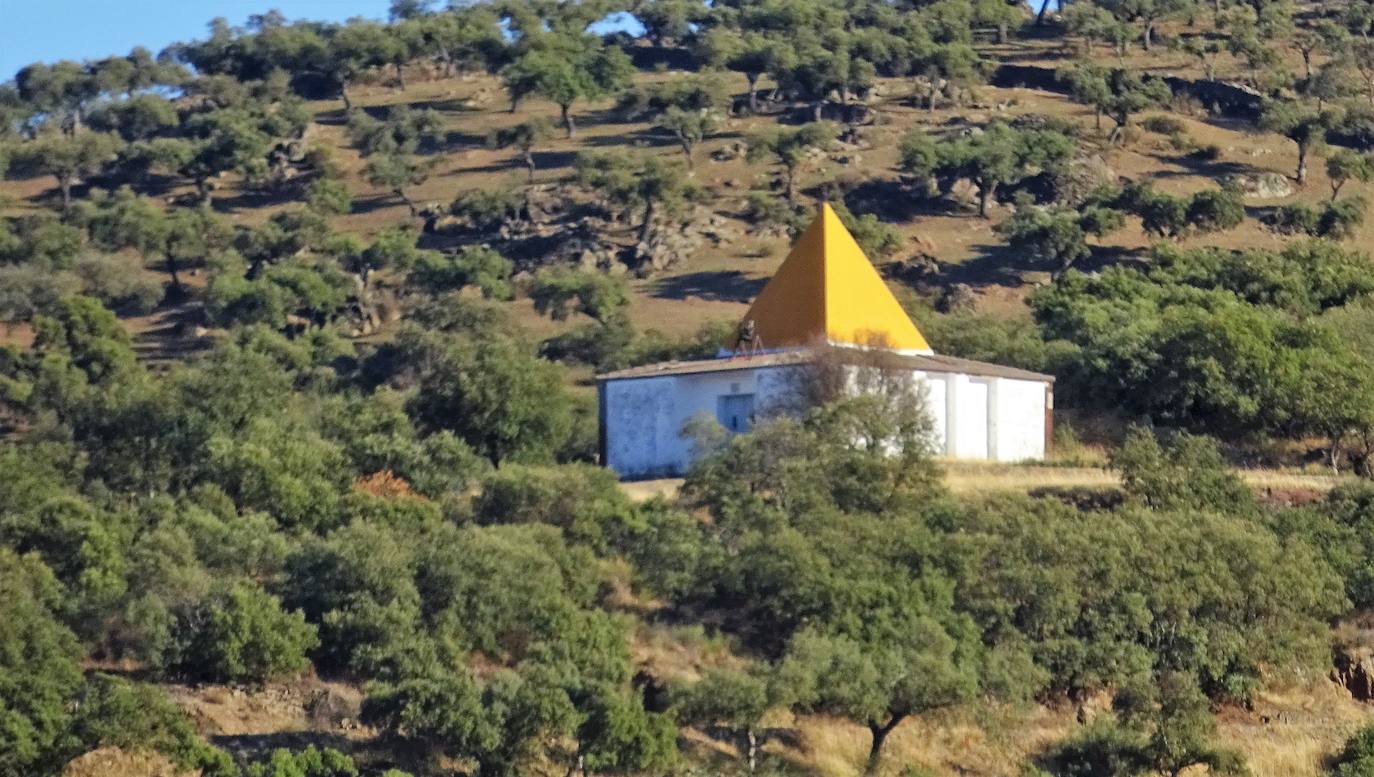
[738,203,932,354]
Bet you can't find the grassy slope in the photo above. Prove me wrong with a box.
[7,27,1374,776]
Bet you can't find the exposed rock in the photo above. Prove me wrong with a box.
[524,184,570,224]
[1048,155,1120,206]
[948,178,980,207]
[1009,112,1059,131]
[1334,618,1374,702]
[938,283,978,313]
[1222,171,1294,199]
[306,687,362,730]
[711,140,747,162]
[633,224,704,272]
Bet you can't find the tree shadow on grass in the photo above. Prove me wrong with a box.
[651,270,767,302]
[834,178,969,223]
[1143,150,1265,181]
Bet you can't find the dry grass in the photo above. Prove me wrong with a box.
[1219,684,1374,777]
[758,683,1373,777]
[617,464,1347,502]
[62,747,187,777]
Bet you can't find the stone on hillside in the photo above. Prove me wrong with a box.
[525,184,569,224]
[948,178,980,207]
[634,224,704,272]
[1222,171,1294,199]
[711,140,747,162]
[939,283,977,313]
[1049,155,1120,206]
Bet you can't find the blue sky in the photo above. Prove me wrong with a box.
[0,1,391,82]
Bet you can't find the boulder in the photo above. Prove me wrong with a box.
[938,283,978,313]
[1222,171,1294,200]
[1049,155,1120,206]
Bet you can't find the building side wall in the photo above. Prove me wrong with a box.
[993,377,1048,462]
[602,365,1047,478]
[602,366,801,478]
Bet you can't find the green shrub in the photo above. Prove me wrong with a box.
[1318,196,1368,240]
[178,583,319,683]
[450,187,524,231]
[1141,115,1187,136]
[472,463,642,552]
[72,675,237,777]
[1184,187,1245,233]
[1268,202,1321,235]
[1332,723,1374,776]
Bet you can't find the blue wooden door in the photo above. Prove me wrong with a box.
[716,394,755,433]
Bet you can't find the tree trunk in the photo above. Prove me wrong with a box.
[340,82,353,112]
[997,22,1009,44]
[864,717,905,777]
[1333,179,1345,201]
[1296,143,1308,185]
[397,188,418,217]
[680,138,694,167]
[929,81,939,112]
[58,176,73,211]
[978,181,996,217]
[525,151,537,182]
[640,200,656,243]
[1037,0,1053,24]
[745,728,758,774]
[1143,21,1155,50]
[747,74,760,113]
[394,61,407,91]
[166,254,182,291]
[1094,107,1103,132]
[812,101,824,122]
[1302,50,1313,80]
[195,178,212,207]
[562,104,576,138]
[785,166,797,204]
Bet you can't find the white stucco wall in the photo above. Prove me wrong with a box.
[992,377,1048,462]
[601,365,801,478]
[601,364,1048,478]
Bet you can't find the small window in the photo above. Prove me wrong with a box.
[716,393,755,433]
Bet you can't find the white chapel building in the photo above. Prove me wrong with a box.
[596,204,1054,479]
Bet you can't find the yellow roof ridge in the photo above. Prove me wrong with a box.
[736,203,932,354]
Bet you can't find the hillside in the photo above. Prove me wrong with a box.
[6,1,1374,777]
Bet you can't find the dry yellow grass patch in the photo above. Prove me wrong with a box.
[618,465,1347,502]
[1219,684,1374,777]
[763,684,1372,777]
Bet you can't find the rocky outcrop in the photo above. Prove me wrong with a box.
[1222,171,1295,200]
[1334,620,1374,702]
[991,64,1265,121]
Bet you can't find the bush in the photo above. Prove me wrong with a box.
[450,187,524,231]
[1184,187,1245,234]
[1318,196,1368,240]
[177,583,319,683]
[1141,115,1187,136]
[1044,720,1142,777]
[1188,144,1222,161]
[1268,202,1321,235]
[72,675,237,777]
[472,463,642,552]
[72,255,164,314]
[1266,197,1367,239]
[1332,723,1374,776]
